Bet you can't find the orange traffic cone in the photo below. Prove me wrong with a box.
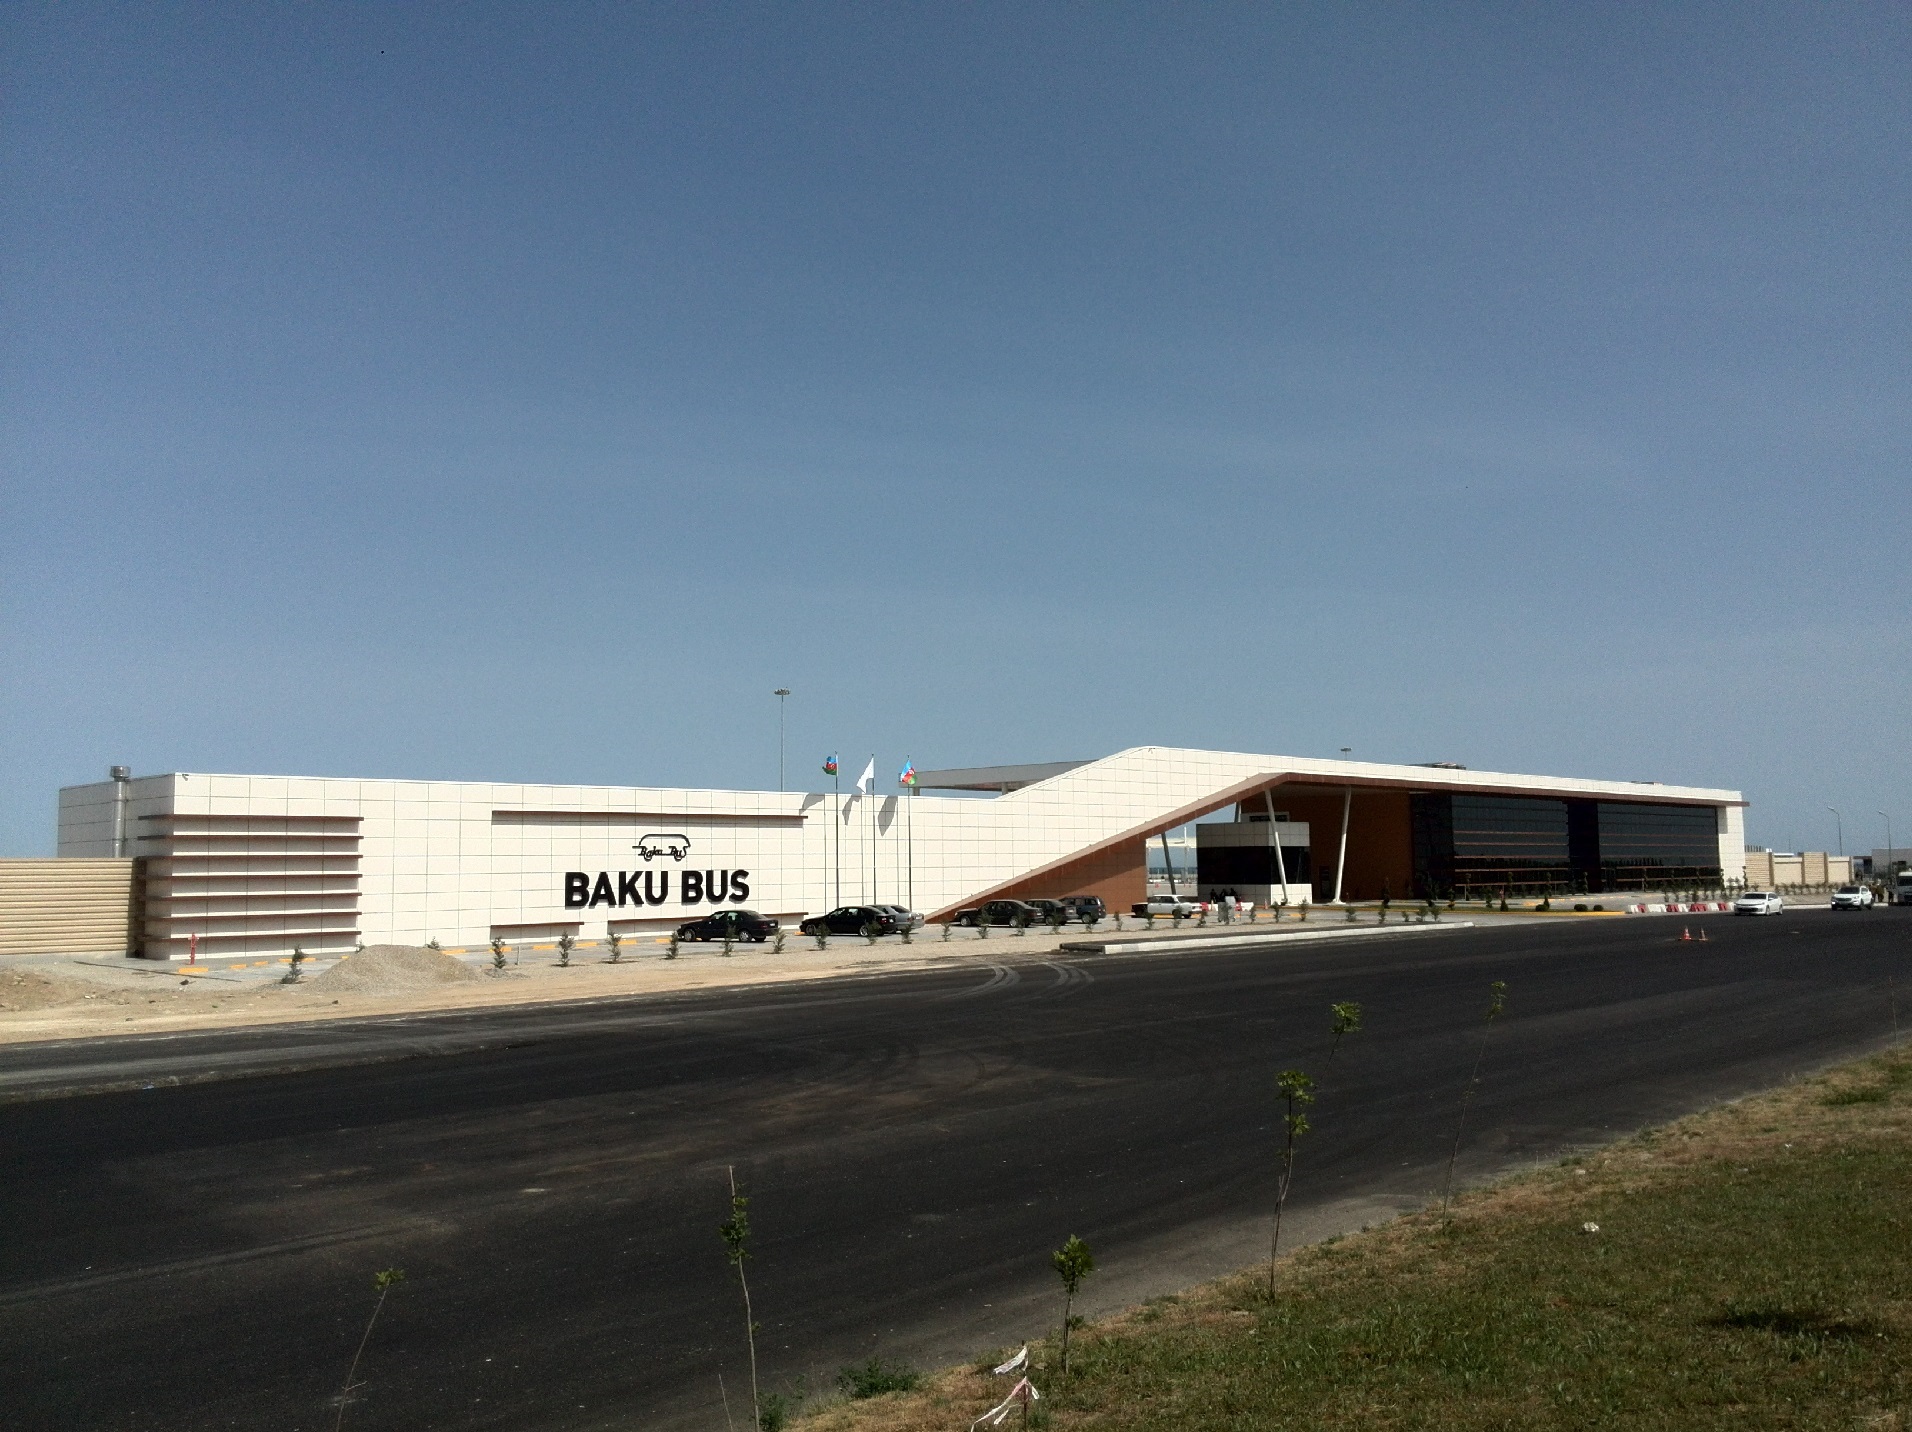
[1680,927,1693,942]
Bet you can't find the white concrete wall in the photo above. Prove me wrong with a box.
[1719,804,1748,883]
[56,749,1746,956]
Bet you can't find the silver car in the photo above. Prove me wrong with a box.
[1733,890,1785,916]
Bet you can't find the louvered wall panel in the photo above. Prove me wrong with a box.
[0,859,143,955]
[138,815,361,958]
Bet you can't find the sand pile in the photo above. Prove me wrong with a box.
[308,944,482,995]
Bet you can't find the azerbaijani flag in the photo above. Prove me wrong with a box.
[899,761,917,788]
[822,754,838,776]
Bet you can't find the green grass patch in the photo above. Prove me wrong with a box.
[805,1044,1912,1431]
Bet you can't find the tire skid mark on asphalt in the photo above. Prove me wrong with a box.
[0,1214,452,1306]
[943,963,1021,999]
[1037,960,1094,995]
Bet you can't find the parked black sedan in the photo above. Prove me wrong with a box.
[676,909,779,942]
[1023,898,1069,926]
[954,898,1042,928]
[798,905,905,937]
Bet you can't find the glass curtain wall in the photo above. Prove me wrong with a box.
[1595,802,1721,889]
[1412,794,1722,896]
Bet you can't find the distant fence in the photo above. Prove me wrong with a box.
[0,859,143,956]
[1743,850,1851,890]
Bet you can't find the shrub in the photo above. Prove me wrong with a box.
[606,931,624,963]
[757,1390,800,1431]
[835,1358,920,1399]
[490,937,507,971]
[282,946,306,984]
[556,932,574,967]
[666,931,680,960]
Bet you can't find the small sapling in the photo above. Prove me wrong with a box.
[1051,1234,1096,1375]
[333,1267,405,1431]
[1327,1000,1363,1067]
[490,937,507,972]
[1442,979,1508,1213]
[556,932,574,967]
[606,931,624,963]
[718,1167,762,1432]
[1266,1069,1315,1295]
[282,946,306,984]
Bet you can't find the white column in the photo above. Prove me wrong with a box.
[1331,786,1353,904]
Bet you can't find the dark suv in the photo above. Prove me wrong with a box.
[799,905,905,937]
[676,910,779,943]
[1058,895,1106,923]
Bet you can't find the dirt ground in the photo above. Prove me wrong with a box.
[0,940,977,1044]
[0,909,1543,1046]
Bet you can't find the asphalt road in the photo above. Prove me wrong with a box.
[3,911,1907,1431]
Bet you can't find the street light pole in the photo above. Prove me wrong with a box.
[1882,811,1897,872]
[1827,806,1843,857]
[773,689,791,792]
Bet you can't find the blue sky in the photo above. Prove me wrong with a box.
[3,2,1907,857]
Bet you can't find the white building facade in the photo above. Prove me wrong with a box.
[57,748,1746,959]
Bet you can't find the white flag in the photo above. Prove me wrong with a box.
[971,1378,1038,1430]
[855,757,876,795]
[991,1345,1027,1376]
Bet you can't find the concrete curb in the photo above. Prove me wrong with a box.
[1059,921,1476,956]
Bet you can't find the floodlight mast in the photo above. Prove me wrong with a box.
[773,690,791,791]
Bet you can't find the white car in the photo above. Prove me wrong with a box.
[1829,885,1875,910]
[1733,891,1785,916]
[1132,895,1202,918]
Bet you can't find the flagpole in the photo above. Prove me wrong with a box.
[907,783,915,913]
[833,768,841,908]
[868,753,877,904]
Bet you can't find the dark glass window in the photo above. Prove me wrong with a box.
[1197,845,1311,886]
[1415,794,1724,895]
[1596,802,1720,886]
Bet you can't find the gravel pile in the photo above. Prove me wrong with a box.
[309,944,481,995]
